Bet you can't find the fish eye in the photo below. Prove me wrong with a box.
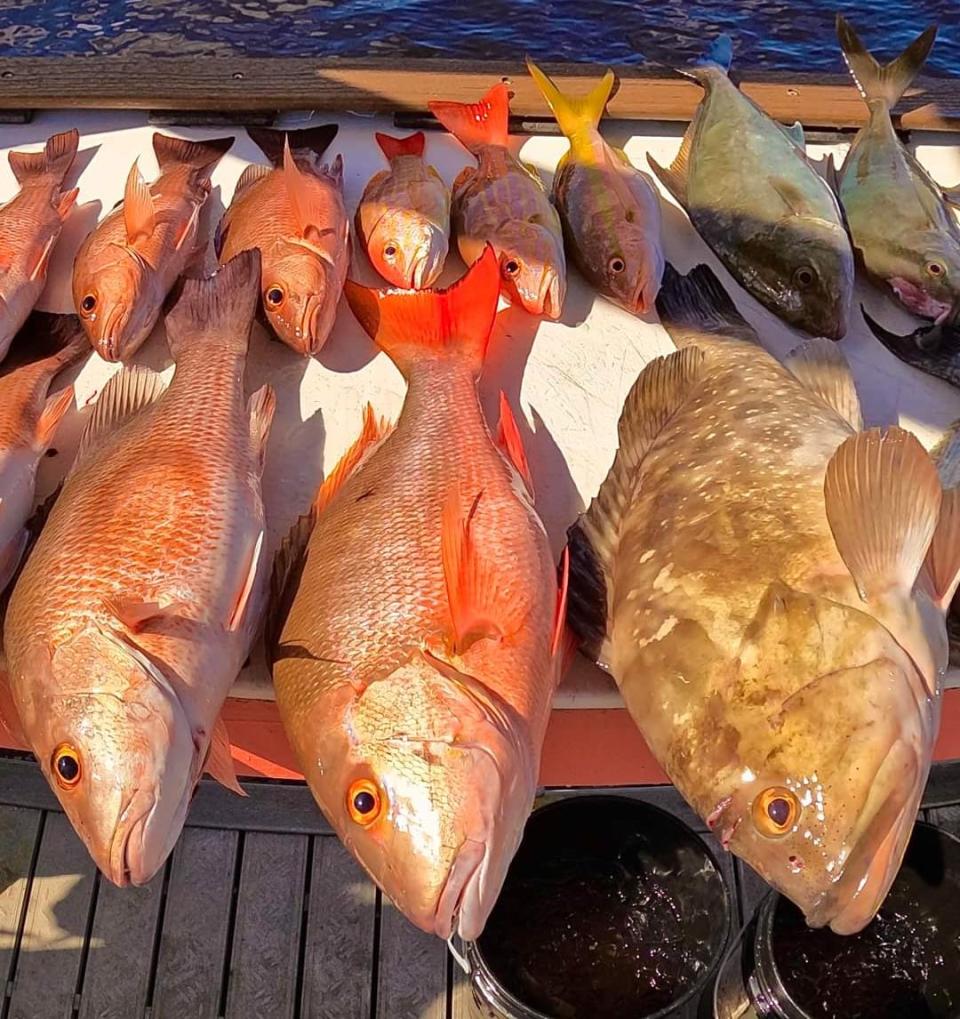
[926,261,945,278]
[794,265,816,289]
[752,786,801,838]
[80,294,97,316]
[383,243,398,260]
[265,285,285,308]
[347,778,383,826]
[52,743,82,788]
[502,258,520,277]
[609,256,626,274]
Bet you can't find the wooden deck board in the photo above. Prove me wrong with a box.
[76,868,165,1019]
[0,806,42,996]
[5,812,97,1019]
[224,832,308,1019]
[376,898,448,1019]
[150,827,238,1019]
[299,837,377,1019]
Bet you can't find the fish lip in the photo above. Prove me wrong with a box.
[537,269,563,320]
[888,276,951,322]
[95,305,128,362]
[433,837,487,940]
[107,789,155,888]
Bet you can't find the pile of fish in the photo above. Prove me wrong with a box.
[0,12,958,950]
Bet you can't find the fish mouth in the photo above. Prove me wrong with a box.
[107,789,157,888]
[889,277,951,322]
[295,298,332,355]
[537,269,563,320]
[433,837,487,940]
[805,740,918,934]
[93,305,129,362]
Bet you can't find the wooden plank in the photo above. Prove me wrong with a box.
[376,897,447,1019]
[151,827,238,1019]
[77,867,165,1019]
[5,811,98,1019]
[300,837,376,1019]
[449,956,475,1019]
[224,832,308,1019]
[0,56,955,131]
[0,806,42,992]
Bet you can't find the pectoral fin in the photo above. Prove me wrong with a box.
[227,530,264,633]
[785,338,862,430]
[496,392,534,497]
[203,716,246,796]
[103,593,191,633]
[925,487,960,610]
[35,385,75,451]
[123,160,156,245]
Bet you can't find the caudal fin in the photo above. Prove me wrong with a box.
[376,131,425,161]
[152,132,235,182]
[165,249,261,358]
[344,245,500,379]
[429,83,510,154]
[248,124,339,168]
[9,128,79,188]
[656,263,758,347]
[836,15,936,109]
[526,59,614,142]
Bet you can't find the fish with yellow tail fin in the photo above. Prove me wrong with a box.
[526,59,664,314]
[268,247,569,940]
[428,84,566,318]
[217,125,349,355]
[567,261,960,934]
[73,132,234,362]
[356,132,450,290]
[3,250,274,887]
[647,38,853,339]
[0,129,80,363]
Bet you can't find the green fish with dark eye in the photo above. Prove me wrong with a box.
[834,16,960,324]
[647,37,854,340]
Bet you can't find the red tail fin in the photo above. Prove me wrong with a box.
[376,131,425,161]
[152,133,234,180]
[9,128,79,187]
[344,246,500,379]
[428,83,511,154]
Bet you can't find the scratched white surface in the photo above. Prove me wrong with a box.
[7,107,960,702]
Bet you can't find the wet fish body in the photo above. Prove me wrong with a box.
[73,132,233,362]
[356,131,450,289]
[835,17,960,322]
[4,250,274,886]
[217,126,350,355]
[648,38,854,339]
[269,249,566,940]
[0,313,87,594]
[527,60,664,314]
[567,263,958,934]
[0,130,79,362]
[429,84,566,318]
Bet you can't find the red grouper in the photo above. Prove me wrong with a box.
[268,246,569,940]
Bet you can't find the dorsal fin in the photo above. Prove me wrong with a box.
[235,163,271,196]
[784,338,863,431]
[73,366,168,470]
[647,123,693,208]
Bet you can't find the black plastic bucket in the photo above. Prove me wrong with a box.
[714,820,960,1019]
[461,794,733,1018]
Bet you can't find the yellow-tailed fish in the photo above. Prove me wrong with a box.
[526,60,664,314]
[73,132,233,362]
[0,129,79,362]
[428,84,566,318]
[567,262,960,935]
[217,126,349,355]
[3,250,274,886]
[356,131,450,289]
[268,247,568,939]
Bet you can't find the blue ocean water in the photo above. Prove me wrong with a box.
[0,0,956,75]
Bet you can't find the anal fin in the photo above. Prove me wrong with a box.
[248,384,276,476]
[646,121,693,207]
[203,715,246,796]
[785,338,862,430]
[497,392,534,497]
[35,385,75,451]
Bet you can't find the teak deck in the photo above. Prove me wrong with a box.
[1,755,959,1019]
[0,57,959,131]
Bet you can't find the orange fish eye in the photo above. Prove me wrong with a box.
[347,778,383,826]
[265,285,285,308]
[927,261,945,278]
[752,786,801,838]
[80,293,97,316]
[51,743,82,789]
[608,256,626,274]
[502,258,520,278]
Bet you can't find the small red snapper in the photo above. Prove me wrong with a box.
[429,84,566,318]
[4,250,274,886]
[527,60,664,314]
[217,126,349,355]
[269,248,568,940]
[0,314,87,594]
[568,262,960,935]
[73,133,233,362]
[0,130,79,363]
[356,131,450,289]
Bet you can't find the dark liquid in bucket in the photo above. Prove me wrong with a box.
[769,824,960,1019]
[476,797,729,1018]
